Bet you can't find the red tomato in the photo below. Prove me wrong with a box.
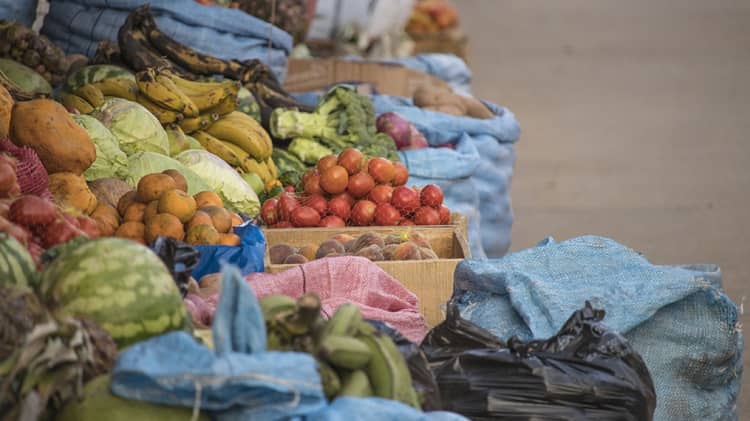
[391,186,420,216]
[301,168,319,185]
[337,148,365,175]
[303,173,323,195]
[350,200,376,226]
[439,205,451,224]
[303,194,328,216]
[317,155,339,173]
[420,184,444,208]
[367,157,395,184]
[320,165,349,195]
[261,198,279,225]
[332,192,355,207]
[347,172,375,198]
[374,203,401,226]
[392,162,408,186]
[319,215,346,227]
[369,185,393,205]
[284,185,296,193]
[414,206,440,225]
[328,197,351,221]
[290,206,321,227]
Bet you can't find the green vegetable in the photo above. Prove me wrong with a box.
[126,151,211,196]
[92,98,169,156]
[0,58,52,95]
[0,233,37,288]
[72,114,129,180]
[359,133,400,162]
[63,64,134,94]
[237,87,262,122]
[39,238,190,348]
[270,86,378,151]
[241,172,265,195]
[175,150,260,217]
[288,137,333,165]
[272,148,308,173]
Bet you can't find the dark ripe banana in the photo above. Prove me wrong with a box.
[91,78,139,101]
[118,8,173,72]
[74,84,104,108]
[61,93,94,114]
[136,68,194,113]
[318,335,372,370]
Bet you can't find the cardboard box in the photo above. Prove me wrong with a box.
[284,58,451,98]
[263,218,469,327]
[410,28,470,61]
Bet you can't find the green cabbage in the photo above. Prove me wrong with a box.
[92,98,169,156]
[126,152,212,196]
[175,150,260,217]
[72,114,129,181]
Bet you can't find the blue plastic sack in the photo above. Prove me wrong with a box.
[302,397,468,421]
[192,222,265,280]
[0,0,37,26]
[41,0,292,79]
[451,235,743,421]
[372,95,520,258]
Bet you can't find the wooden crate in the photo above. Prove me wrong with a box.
[262,219,469,326]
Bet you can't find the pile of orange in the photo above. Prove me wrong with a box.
[111,169,242,246]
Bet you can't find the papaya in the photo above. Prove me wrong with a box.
[10,99,95,175]
[49,172,98,215]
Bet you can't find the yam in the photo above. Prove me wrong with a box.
[49,172,98,214]
[87,178,133,209]
[10,99,95,175]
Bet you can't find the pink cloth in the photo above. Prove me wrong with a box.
[247,256,430,344]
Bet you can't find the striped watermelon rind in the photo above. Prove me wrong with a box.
[40,238,189,348]
[63,65,135,94]
[0,233,37,287]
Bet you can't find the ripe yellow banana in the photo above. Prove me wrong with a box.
[192,130,244,167]
[136,68,194,114]
[179,112,219,134]
[75,84,104,108]
[206,112,271,160]
[161,70,240,96]
[219,139,250,161]
[91,77,138,101]
[201,92,238,116]
[154,72,200,117]
[60,93,94,114]
[136,94,184,125]
[240,156,273,184]
[219,111,273,156]
[265,157,278,179]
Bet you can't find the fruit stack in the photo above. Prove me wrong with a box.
[262,148,450,228]
[262,294,421,406]
[111,170,244,246]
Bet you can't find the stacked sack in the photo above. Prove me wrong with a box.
[0,0,38,27]
[41,0,292,79]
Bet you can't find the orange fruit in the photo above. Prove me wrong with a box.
[218,233,241,246]
[193,191,223,208]
[123,202,146,223]
[117,190,138,217]
[143,200,159,224]
[230,212,243,226]
[145,213,185,243]
[137,173,176,203]
[186,224,220,245]
[162,169,188,192]
[115,221,146,244]
[158,189,197,223]
[201,205,232,233]
[186,210,214,231]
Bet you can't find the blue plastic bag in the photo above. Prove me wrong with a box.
[451,236,743,421]
[0,0,37,27]
[192,222,265,280]
[42,0,292,79]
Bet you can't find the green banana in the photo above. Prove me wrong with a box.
[136,68,193,113]
[318,335,372,370]
[260,295,296,320]
[357,331,420,408]
[339,370,373,397]
[206,112,271,160]
[317,360,342,400]
[295,293,322,327]
[179,112,219,134]
[91,77,139,101]
[60,93,94,114]
[273,309,311,336]
[136,94,184,125]
[74,84,105,108]
[192,130,244,167]
[321,303,362,339]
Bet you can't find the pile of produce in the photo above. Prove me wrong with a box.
[111,170,244,246]
[269,230,440,265]
[412,85,493,118]
[262,294,421,406]
[376,112,429,150]
[406,0,459,36]
[263,148,449,228]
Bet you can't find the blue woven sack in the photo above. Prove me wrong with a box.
[0,0,37,26]
[450,235,743,421]
[192,222,265,280]
[41,0,292,79]
[372,95,520,258]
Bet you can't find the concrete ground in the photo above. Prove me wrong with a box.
[455,0,749,415]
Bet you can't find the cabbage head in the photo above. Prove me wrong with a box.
[72,114,129,181]
[126,152,212,196]
[175,150,260,216]
[93,98,169,156]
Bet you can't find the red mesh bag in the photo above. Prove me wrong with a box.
[0,139,52,200]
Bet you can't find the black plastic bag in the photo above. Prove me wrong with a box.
[423,302,656,421]
[150,237,200,298]
[366,320,442,411]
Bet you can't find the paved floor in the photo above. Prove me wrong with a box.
[455,0,749,415]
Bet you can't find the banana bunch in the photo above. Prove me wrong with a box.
[60,78,138,114]
[134,68,240,127]
[261,294,421,407]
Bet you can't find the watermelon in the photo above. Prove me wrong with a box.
[57,375,210,421]
[63,65,135,94]
[0,58,52,95]
[0,233,37,287]
[40,238,188,348]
